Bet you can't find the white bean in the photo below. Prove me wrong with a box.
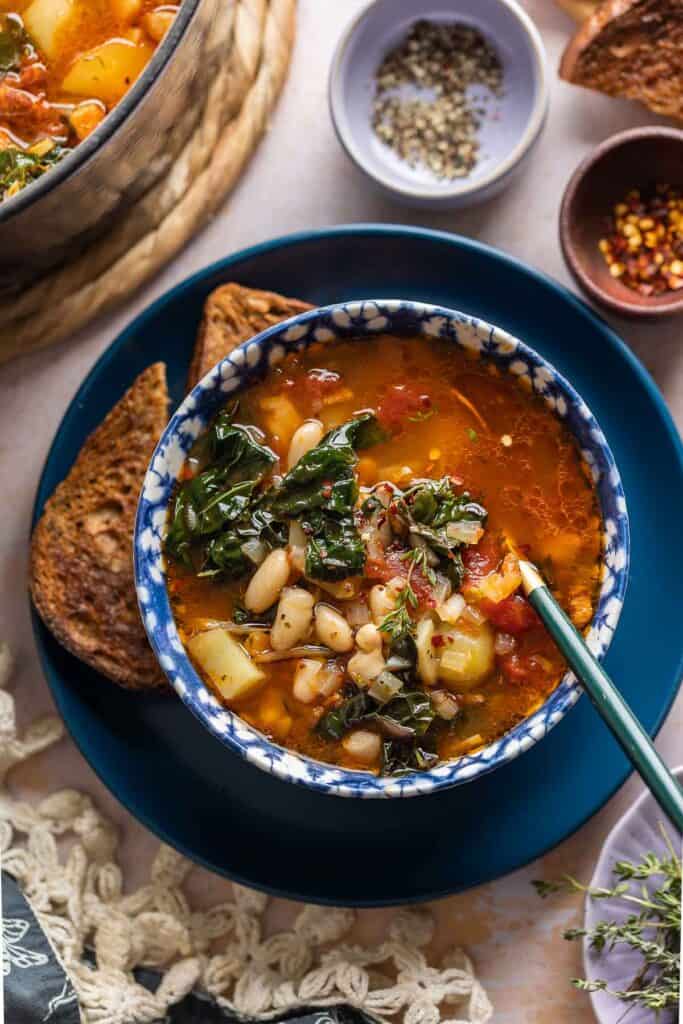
[287,419,324,469]
[314,604,354,652]
[347,647,385,685]
[244,548,290,613]
[293,659,323,703]
[355,623,382,652]
[416,617,439,686]
[342,730,381,764]
[270,587,314,650]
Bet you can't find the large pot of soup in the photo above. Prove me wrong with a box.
[0,0,223,291]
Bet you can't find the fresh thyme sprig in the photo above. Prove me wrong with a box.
[533,826,681,1015]
[399,546,437,585]
[378,581,418,640]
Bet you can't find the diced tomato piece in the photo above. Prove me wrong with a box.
[481,594,540,634]
[499,653,547,685]
[365,547,435,606]
[377,384,432,432]
[463,534,501,582]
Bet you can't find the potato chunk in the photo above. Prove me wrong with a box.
[111,0,143,22]
[23,0,76,59]
[61,39,153,106]
[438,622,494,690]
[187,629,264,701]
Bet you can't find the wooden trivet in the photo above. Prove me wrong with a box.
[0,0,297,365]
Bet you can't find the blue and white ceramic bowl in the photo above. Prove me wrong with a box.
[134,300,630,799]
[329,0,549,209]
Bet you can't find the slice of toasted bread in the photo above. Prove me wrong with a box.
[560,0,683,122]
[31,363,169,690]
[187,283,312,389]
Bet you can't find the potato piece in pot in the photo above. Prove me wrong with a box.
[62,39,153,106]
[24,0,75,59]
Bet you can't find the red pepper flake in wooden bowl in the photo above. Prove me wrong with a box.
[598,185,683,297]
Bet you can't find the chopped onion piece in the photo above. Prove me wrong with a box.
[462,603,486,626]
[344,599,371,628]
[432,690,461,721]
[368,670,404,704]
[445,520,484,544]
[438,593,466,625]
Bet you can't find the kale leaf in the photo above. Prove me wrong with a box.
[165,406,277,575]
[0,145,68,197]
[317,690,374,740]
[401,477,487,587]
[267,413,386,581]
[317,687,438,776]
[0,15,27,73]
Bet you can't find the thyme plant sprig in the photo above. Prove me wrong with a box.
[533,825,681,1015]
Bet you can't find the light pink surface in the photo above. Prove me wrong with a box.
[2,3,681,1022]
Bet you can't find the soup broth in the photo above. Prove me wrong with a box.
[0,0,178,198]
[166,335,603,775]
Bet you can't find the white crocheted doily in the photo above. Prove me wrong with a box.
[0,643,492,1024]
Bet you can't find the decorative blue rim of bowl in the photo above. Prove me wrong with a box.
[134,299,630,799]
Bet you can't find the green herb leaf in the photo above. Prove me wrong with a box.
[267,412,385,581]
[0,15,27,72]
[165,406,278,575]
[0,144,68,197]
[533,829,681,1014]
[317,690,374,740]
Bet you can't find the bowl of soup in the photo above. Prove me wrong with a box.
[135,299,629,798]
[0,0,224,290]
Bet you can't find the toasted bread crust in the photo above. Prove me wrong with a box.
[30,363,169,690]
[187,283,313,389]
[560,0,683,122]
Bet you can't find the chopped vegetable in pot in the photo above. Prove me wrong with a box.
[0,1,179,200]
[165,335,603,776]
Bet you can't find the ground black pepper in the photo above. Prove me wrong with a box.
[372,20,504,181]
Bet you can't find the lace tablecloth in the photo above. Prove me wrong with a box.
[2,2,682,1022]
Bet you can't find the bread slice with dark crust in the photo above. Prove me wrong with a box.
[560,0,683,122]
[187,283,313,389]
[30,363,169,690]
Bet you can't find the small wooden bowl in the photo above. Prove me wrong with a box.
[560,127,683,320]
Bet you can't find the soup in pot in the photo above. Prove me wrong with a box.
[0,0,178,199]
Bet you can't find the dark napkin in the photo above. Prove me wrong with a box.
[3,872,375,1024]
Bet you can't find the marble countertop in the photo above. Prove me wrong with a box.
[2,2,681,1022]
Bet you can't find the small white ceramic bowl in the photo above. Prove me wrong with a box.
[329,0,549,209]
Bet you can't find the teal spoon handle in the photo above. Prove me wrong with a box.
[519,562,683,834]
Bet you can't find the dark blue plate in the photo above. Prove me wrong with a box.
[33,226,683,906]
